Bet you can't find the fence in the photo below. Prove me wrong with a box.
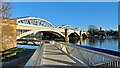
[24,41,44,67]
[54,42,120,67]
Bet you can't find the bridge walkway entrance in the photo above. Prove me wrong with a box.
[42,43,85,67]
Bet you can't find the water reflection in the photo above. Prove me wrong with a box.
[69,38,79,44]
[17,44,38,50]
[70,38,120,52]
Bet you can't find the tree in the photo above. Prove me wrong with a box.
[88,25,98,31]
[0,2,12,18]
[87,25,99,36]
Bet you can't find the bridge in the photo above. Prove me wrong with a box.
[16,16,86,41]
[17,40,119,67]
[1,16,120,67]
[15,17,120,67]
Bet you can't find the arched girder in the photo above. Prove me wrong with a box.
[57,25,81,31]
[35,29,65,37]
[68,31,80,37]
[16,17,82,31]
[81,31,86,35]
[17,17,55,28]
[60,25,74,29]
[36,31,64,38]
[69,32,80,38]
[56,26,61,28]
[17,29,65,39]
[68,31,75,36]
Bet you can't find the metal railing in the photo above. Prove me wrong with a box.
[24,41,44,67]
[53,42,120,67]
[17,29,30,36]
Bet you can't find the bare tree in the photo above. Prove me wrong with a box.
[0,2,12,18]
[87,25,99,36]
[88,25,98,31]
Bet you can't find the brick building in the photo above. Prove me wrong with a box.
[0,17,17,51]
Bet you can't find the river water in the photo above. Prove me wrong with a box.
[70,38,120,52]
[23,37,120,52]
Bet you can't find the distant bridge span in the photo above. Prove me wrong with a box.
[16,16,86,41]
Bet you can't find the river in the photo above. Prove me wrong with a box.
[69,38,120,52]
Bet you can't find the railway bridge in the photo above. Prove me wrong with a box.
[16,16,86,41]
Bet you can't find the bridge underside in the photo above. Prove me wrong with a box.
[20,31,84,42]
[69,32,80,38]
[37,31,65,41]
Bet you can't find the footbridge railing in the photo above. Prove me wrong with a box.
[53,41,120,67]
[24,41,44,67]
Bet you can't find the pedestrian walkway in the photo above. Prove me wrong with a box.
[42,44,84,67]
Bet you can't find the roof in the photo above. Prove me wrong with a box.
[0,17,17,24]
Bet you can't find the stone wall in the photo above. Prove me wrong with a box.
[0,18,17,51]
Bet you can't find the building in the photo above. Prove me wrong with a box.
[0,17,17,51]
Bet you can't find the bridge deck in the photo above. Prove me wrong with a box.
[42,44,84,66]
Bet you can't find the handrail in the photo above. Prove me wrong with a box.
[53,41,120,67]
[24,42,44,67]
[62,42,120,59]
[77,45,120,57]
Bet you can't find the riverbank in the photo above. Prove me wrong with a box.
[1,46,36,68]
[87,36,118,39]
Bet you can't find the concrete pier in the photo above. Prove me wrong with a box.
[65,29,69,42]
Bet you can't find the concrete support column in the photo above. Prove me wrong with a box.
[79,31,83,45]
[79,31,83,39]
[65,29,69,42]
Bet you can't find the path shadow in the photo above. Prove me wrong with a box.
[43,57,76,66]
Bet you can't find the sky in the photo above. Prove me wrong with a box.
[11,2,118,31]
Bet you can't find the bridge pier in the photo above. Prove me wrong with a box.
[65,29,69,42]
[0,18,17,51]
[79,31,83,45]
[79,31,83,39]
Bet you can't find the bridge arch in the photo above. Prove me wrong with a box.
[61,25,73,29]
[16,16,83,40]
[18,29,65,39]
[35,29,65,38]
[69,32,80,37]
[17,16,55,28]
[68,31,80,37]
